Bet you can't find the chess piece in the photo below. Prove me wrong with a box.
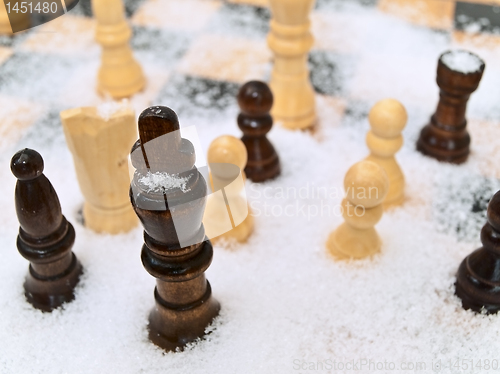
[326,161,389,260]
[238,81,280,183]
[60,105,138,234]
[204,135,254,243]
[129,106,220,351]
[365,99,407,208]
[92,0,145,99]
[11,149,83,312]
[417,50,485,164]
[455,190,500,314]
[267,0,316,130]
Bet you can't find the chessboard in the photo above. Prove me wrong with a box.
[1,0,500,373]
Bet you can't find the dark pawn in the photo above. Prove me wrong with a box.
[129,106,220,352]
[238,80,280,182]
[417,50,485,164]
[11,149,83,312]
[455,190,500,314]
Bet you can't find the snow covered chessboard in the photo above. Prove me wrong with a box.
[1,0,500,373]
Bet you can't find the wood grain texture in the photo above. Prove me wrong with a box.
[326,161,388,260]
[455,190,500,314]
[129,106,220,352]
[92,0,145,98]
[238,81,280,183]
[267,0,316,130]
[61,106,138,234]
[11,148,83,312]
[417,50,485,163]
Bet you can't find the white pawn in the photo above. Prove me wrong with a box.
[203,135,254,243]
[365,99,407,208]
[326,161,388,260]
[92,0,145,99]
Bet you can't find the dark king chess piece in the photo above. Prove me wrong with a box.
[416,50,485,164]
[238,80,281,182]
[129,106,220,351]
[11,148,83,312]
[455,190,500,314]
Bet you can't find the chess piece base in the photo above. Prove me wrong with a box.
[214,211,254,243]
[97,65,145,99]
[327,223,381,260]
[148,281,221,352]
[416,122,470,164]
[274,110,316,131]
[455,249,500,314]
[83,202,138,234]
[24,253,83,312]
[245,155,280,183]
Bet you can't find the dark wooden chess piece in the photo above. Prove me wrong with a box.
[455,190,500,314]
[11,148,83,312]
[416,50,485,164]
[129,106,220,352]
[238,80,281,182]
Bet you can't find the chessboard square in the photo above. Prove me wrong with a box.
[0,52,84,102]
[315,0,377,11]
[177,34,271,83]
[311,12,366,53]
[68,0,148,18]
[455,1,500,33]
[208,3,270,39]
[309,50,354,96]
[19,15,97,55]
[228,0,268,8]
[0,46,13,66]
[0,95,44,152]
[131,0,220,32]
[378,0,455,30]
[155,74,240,118]
[131,26,191,66]
[452,29,500,49]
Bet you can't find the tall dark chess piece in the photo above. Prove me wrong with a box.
[417,50,485,164]
[455,190,500,314]
[11,149,83,312]
[238,80,281,182]
[129,106,220,352]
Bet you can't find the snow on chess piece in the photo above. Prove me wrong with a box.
[129,106,220,352]
[11,148,83,312]
[326,160,389,260]
[417,49,485,164]
[238,81,281,183]
[455,190,500,314]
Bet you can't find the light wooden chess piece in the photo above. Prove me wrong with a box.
[60,105,138,234]
[365,99,407,208]
[326,161,389,260]
[204,135,254,243]
[92,0,145,99]
[267,0,316,130]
